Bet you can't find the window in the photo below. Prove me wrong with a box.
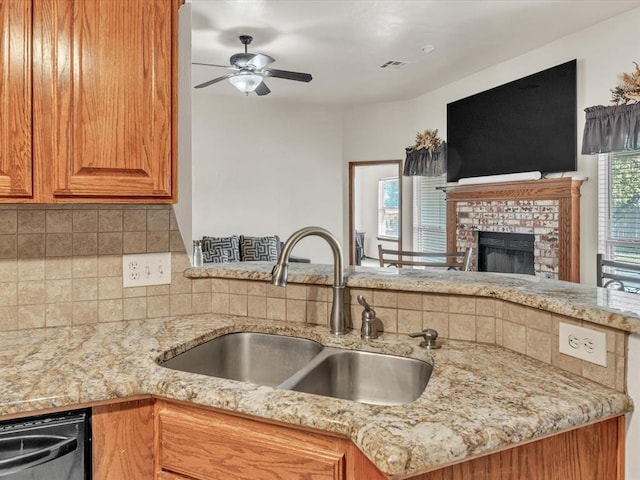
[377,177,399,240]
[413,175,447,253]
[599,150,640,291]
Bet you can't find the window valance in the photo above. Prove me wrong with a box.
[403,142,447,177]
[582,103,640,154]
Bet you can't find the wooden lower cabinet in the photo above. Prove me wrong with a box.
[93,398,624,480]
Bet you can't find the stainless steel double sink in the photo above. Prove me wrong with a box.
[160,332,432,406]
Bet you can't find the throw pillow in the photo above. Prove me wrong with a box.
[240,235,280,262]
[202,236,240,263]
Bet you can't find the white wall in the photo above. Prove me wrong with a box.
[342,6,640,477]
[191,94,343,263]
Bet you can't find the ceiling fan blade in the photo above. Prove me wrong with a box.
[194,73,234,89]
[255,81,271,96]
[192,62,234,69]
[263,69,312,82]
[248,53,275,70]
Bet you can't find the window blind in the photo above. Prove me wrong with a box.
[413,175,447,253]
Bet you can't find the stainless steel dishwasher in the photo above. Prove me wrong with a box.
[0,409,91,479]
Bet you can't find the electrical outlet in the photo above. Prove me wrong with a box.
[558,322,607,367]
[122,252,171,288]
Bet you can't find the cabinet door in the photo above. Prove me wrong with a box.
[157,401,347,480]
[34,0,177,200]
[0,0,33,198]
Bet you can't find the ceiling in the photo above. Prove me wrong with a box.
[190,0,640,106]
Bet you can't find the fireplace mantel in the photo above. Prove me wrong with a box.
[445,177,585,282]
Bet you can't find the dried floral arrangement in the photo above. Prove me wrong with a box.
[413,129,443,150]
[610,61,640,105]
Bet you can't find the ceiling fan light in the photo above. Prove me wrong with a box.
[229,72,263,93]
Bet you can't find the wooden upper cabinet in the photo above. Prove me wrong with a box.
[33,0,180,202]
[0,1,33,198]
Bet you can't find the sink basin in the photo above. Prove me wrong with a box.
[283,349,432,406]
[161,332,323,387]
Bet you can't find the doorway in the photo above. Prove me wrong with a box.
[348,160,403,265]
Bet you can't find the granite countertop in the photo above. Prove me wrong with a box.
[0,314,630,478]
[186,262,640,334]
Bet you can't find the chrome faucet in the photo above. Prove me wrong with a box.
[271,226,347,335]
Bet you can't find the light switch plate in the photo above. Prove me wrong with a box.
[123,252,172,288]
[558,322,607,367]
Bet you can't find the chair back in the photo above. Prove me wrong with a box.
[596,253,640,293]
[378,245,473,271]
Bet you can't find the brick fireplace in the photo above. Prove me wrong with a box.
[445,177,585,282]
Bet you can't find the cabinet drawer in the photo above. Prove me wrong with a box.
[157,402,346,480]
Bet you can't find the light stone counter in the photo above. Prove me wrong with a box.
[186,262,640,334]
[0,314,631,477]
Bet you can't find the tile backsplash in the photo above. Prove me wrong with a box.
[0,204,190,330]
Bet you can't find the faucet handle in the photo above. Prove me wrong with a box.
[409,328,441,349]
[357,295,378,340]
[357,295,372,311]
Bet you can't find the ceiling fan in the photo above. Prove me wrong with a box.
[193,35,313,96]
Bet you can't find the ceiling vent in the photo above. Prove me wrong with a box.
[380,60,409,70]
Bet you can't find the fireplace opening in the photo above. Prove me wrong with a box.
[478,232,535,275]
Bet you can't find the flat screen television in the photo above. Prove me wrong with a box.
[446,59,577,183]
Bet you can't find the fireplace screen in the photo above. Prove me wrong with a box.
[478,232,535,275]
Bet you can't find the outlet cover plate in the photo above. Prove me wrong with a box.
[123,252,172,288]
[558,322,607,367]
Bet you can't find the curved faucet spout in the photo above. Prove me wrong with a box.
[271,226,346,335]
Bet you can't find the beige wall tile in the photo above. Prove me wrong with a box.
[146,231,169,252]
[285,284,306,300]
[192,293,212,314]
[423,311,448,338]
[123,209,146,232]
[616,355,626,392]
[18,304,45,329]
[99,277,123,300]
[45,303,72,327]
[98,255,121,277]
[148,295,170,318]
[123,231,147,253]
[170,294,192,316]
[72,233,97,256]
[524,308,552,332]
[0,306,18,330]
[476,298,496,317]
[248,295,266,318]
[376,306,397,333]
[18,259,45,281]
[0,260,17,282]
[307,285,327,302]
[210,279,230,294]
[502,320,526,354]
[266,297,286,320]
[73,210,97,233]
[73,300,98,325]
[98,210,123,232]
[18,210,45,234]
[123,297,147,320]
[286,299,306,323]
[147,209,170,231]
[0,282,18,305]
[581,353,616,390]
[147,285,169,296]
[211,293,230,314]
[476,316,495,344]
[18,281,45,305]
[373,290,397,308]
[616,332,627,356]
[172,252,191,271]
[46,233,72,257]
[397,292,422,311]
[229,294,248,316]
[502,302,528,326]
[73,278,98,301]
[229,280,248,295]
[247,281,266,296]
[98,299,123,323]
[46,257,72,279]
[306,301,327,325]
[551,314,579,336]
[170,273,192,295]
[495,318,503,345]
[526,328,551,364]
[0,235,17,259]
[18,234,45,258]
[0,210,17,234]
[449,296,476,315]
[123,286,146,298]
[397,309,422,334]
[98,233,123,255]
[449,313,476,341]
[423,294,449,312]
[45,210,72,233]
[191,278,212,293]
[170,231,185,253]
[266,284,286,298]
